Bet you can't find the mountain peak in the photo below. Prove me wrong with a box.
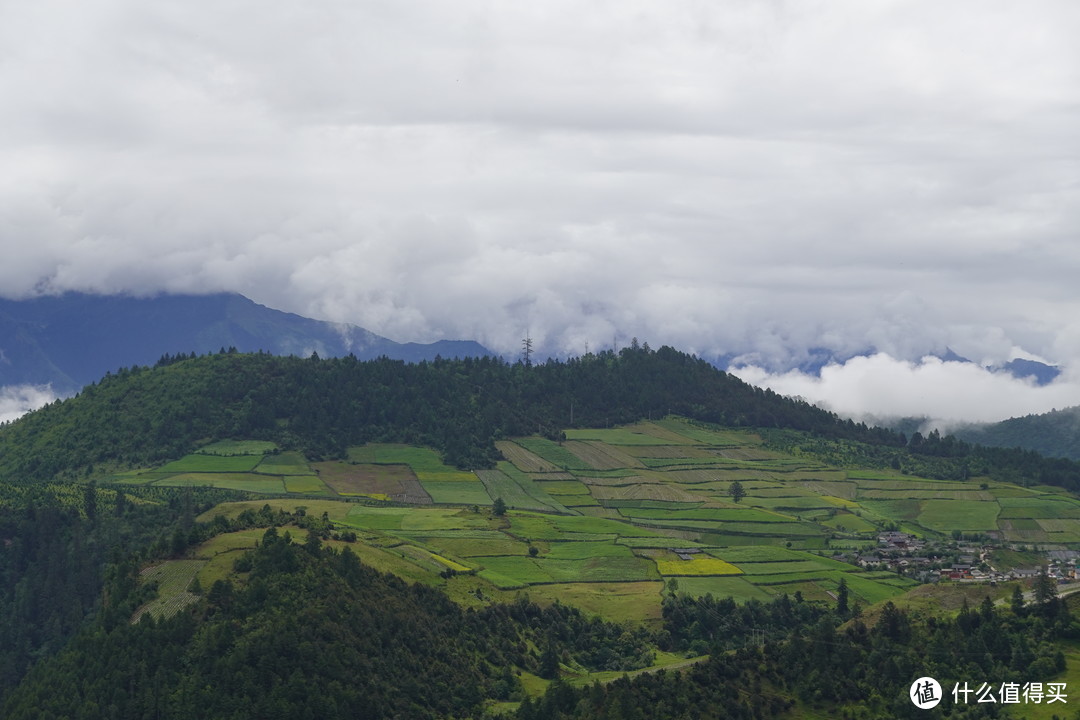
[0,291,494,391]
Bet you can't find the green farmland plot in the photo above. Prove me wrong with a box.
[475,555,657,585]
[341,507,493,535]
[506,511,661,541]
[421,536,530,557]
[513,438,594,471]
[196,440,278,456]
[551,514,663,537]
[398,508,490,532]
[616,537,708,549]
[562,441,646,470]
[619,445,719,460]
[528,582,666,625]
[859,489,992,501]
[153,473,285,493]
[591,481,702,504]
[671,576,772,602]
[561,495,602,508]
[348,444,462,474]
[572,468,639,479]
[618,507,793,523]
[656,556,741,576]
[255,451,315,475]
[853,478,974,492]
[283,475,330,494]
[603,500,703,510]
[493,462,573,513]
[998,496,1080,518]
[340,506,410,531]
[746,570,845,586]
[416,471,479,484]
[846,470,911,481]
[112,471,177,485]
[542,541,635,560]
[820,512,878,534]
[564,426,687,445]
[842,573,917,605]
[421,481,493,505]
[158,453,264,473]
[476,468,556,512]
[858,499,922,523]
[630,519,822,537]
[641,457,725,469]
[747,495,838,511]
[654,418,756,446]
[535,480,593,496]
[734,559,849,575]
[706,546,811,563]
[917,499,1000,532]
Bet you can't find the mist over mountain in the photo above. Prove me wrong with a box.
[721,347,1060,386]
[0,293,493,393]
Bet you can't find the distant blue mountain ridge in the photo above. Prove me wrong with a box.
[718,346,1060,385]
[0,292,494,393]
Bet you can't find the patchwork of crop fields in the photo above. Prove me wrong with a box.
[124,417,1080,623]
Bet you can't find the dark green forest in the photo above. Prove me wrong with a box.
[954,406,1080,462]
[518,592,1078,720]
[2,523,651,720]
[0,484,243,702]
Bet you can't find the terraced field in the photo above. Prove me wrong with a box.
[132,560,204,622]
[130,417,1080,624]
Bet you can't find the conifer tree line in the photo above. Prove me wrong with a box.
[4,344,1078,491]
[517,591,1079,720]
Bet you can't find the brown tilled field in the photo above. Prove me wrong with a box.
[563,441,646,470]
[495,441,560,472]
[315,462,433,503]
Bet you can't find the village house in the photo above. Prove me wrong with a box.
[940,564,973,580]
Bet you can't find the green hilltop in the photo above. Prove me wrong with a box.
[4,345,1078,492]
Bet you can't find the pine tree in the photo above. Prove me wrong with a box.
[728,481,746,503]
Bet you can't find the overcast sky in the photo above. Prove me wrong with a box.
[2,1,1079,424]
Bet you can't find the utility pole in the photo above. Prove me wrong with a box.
[522,333,533,368]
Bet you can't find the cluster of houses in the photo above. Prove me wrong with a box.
[830,531,1079,585]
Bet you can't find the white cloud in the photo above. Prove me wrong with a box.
[731,354,1080,428]
[0,0,1078,410]
[0,385,58,424]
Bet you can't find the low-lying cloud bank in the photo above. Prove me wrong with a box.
[0,385,58,424]
[730,354,1080,431]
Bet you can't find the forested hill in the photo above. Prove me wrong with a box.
[4,344,1079,492]
[953,405,1080,461]
[0,345,894,482]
